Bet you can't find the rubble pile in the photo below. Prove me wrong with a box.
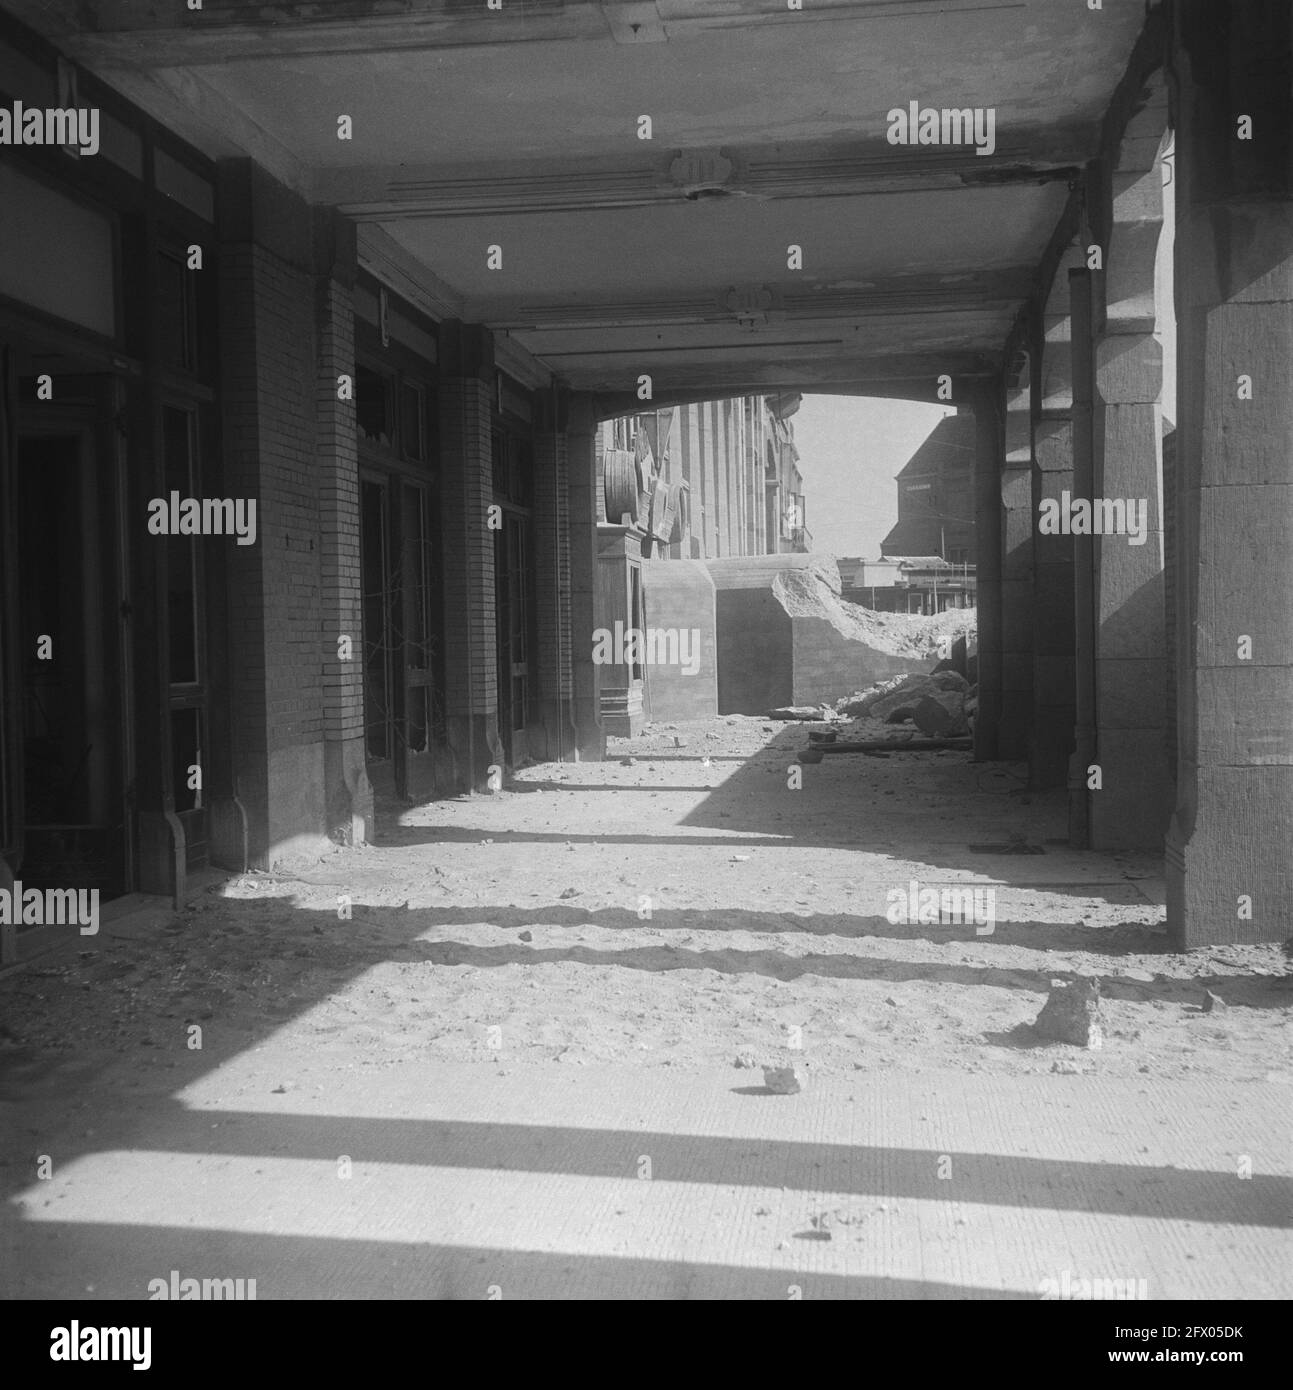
[826,669,980,739]
[774,561,976,661]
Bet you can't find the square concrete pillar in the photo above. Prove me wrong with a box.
[1166,0,1293,945]
[971,388,1004,761]
[1090,327,1171,847]
[1031,418,1077,788]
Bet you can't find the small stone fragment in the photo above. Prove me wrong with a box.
[1033,977,1104,1048]
[1201,990,1226,1013]
[763,1064,805,1094]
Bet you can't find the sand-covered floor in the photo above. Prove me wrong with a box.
[3,717,1289,1090]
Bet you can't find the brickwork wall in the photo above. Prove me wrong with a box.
[533,421,573,701]
[219,241,322,760]
[315,273,364,743]
[438,374,497,715]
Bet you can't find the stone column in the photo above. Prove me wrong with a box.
[999,338,1035,761]
[1032,246,1085,791]
[1166,0,1293,946]
[1069,266,1098,848]
[1090,80,1173,848]
[971,381,1003,760]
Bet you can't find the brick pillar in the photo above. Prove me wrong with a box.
[568,394,606,760]
[438,322,503,791]
[314,210,372,844]
[971,381,1004,760]
[532,386,577,761]
[1090,80,1173,848]
[999,342,1034,760]
[216,159,330,870]
[1032,245,1084,789]
[1166,0,1293,946]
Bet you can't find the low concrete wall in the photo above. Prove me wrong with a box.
[708,553,938,714]
[714,587,793,714]
[642,559,718,721]
[792,617,930,706]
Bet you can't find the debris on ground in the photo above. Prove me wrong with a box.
[912,691,970,737]
[762,1064,806,1094]
[768,705,835,721]
[774,560,975,663]
[1,713,1286,1097]
[814,736,972,755]
[1033,977,1105,1048]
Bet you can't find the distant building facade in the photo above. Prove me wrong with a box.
[880,411,976,567]
[872,409,977,613]
[838,555,976,615]
[594,395,809,734]
[599,394,809,561]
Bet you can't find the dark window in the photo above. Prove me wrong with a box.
[402,484,432,673]
[357,366,394,448]
[492,431,532,508]
[157,249,197,373]
[361,480,393,760]
[629,566,645,682]
[162,406,200,685]
[400,382,426,462]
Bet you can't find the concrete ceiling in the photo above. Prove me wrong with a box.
[13,0,1152,399]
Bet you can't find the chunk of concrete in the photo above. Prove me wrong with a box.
[912,692,969,736]
[1033,977,1104,1048]
[762,1064,805,1094]
[768,705,829,721]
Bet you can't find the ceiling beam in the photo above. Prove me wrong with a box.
[325,135,1086,221]
[577,347,998,406]
[465,266,1031,331]
[32,0,1007,65]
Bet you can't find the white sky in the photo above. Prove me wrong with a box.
[792,395,955,560]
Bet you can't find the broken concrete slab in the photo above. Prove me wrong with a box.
[768,705,831,721]
[912,691,969,737]
[867,672,971,724]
